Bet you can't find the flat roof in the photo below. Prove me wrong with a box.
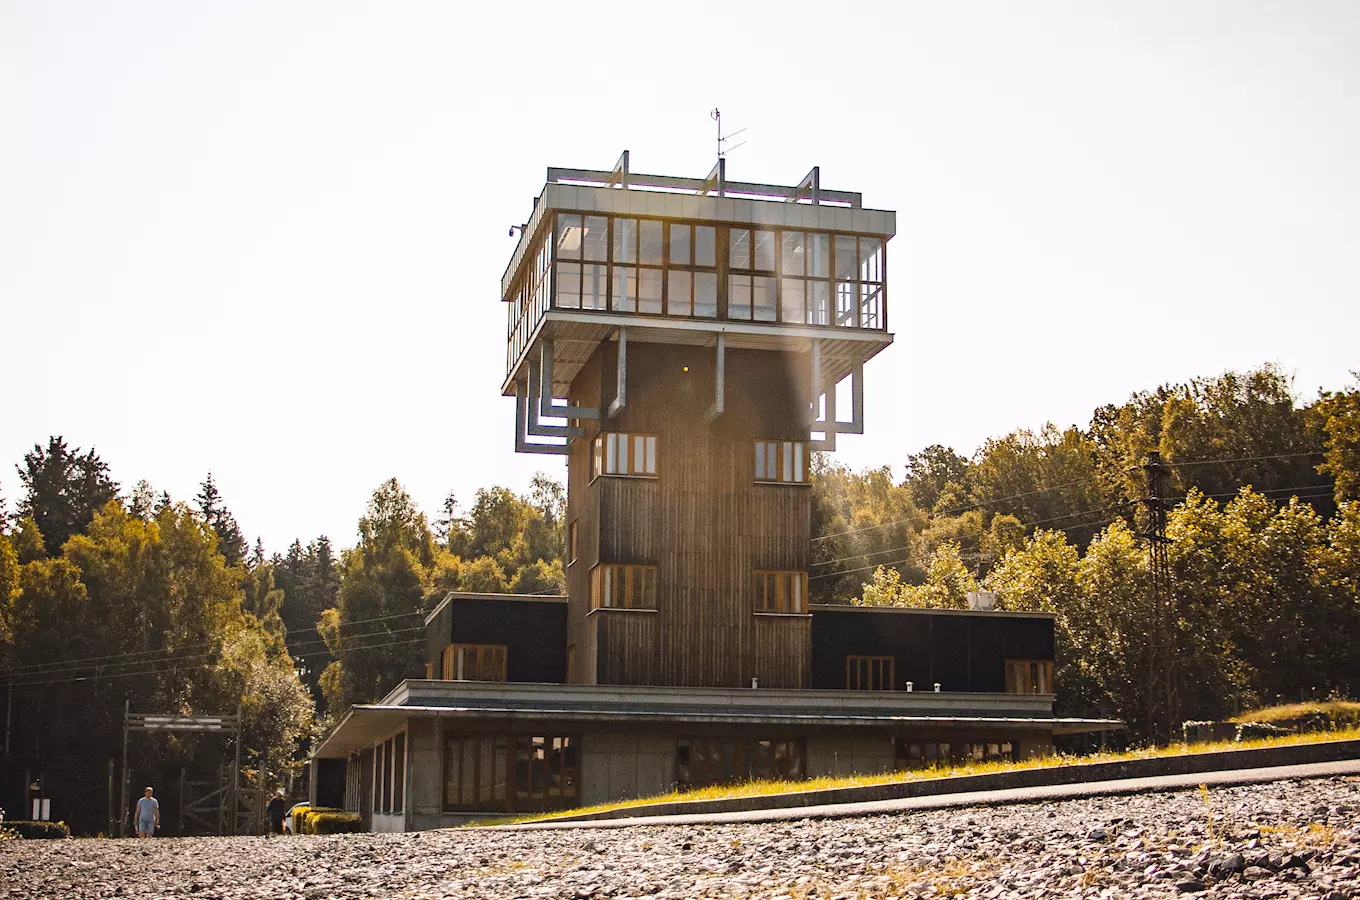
[809,604,1056,620]
[423,591,567,626]
[310,680,1124,759]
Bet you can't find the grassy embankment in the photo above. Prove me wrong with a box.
[478,720,1360,827]
[1233,699,1360,728]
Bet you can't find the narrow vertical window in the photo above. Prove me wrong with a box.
[754,441,809,484]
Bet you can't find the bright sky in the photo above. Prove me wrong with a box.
[4,1,1358,553]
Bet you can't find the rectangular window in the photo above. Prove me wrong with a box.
[1006,660,1054,694]
[847,655,895,691]
[381,737,393,813]
[754,440,806,483]
[590,563,658,610]
[567,520,578,565]
[753,570,808,614]
[442,644,508,682]
[592,432,658,478]
[677,737,805,790]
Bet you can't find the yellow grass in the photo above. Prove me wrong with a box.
[1232,699,1360,726]
[475,725,1360,827]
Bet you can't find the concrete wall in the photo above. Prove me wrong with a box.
[807,732,897,778]
[580,730,675,807]
[404,718,444,831]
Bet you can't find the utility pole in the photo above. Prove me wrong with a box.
[1140,452,1176,742]
[119,700,130,838]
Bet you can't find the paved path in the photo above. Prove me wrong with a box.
[497,757,1360,830]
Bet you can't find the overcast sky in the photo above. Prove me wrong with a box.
[4,1,1358,553]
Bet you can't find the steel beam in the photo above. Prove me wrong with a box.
[538,340,598,421]
[526,354,582,438]
[514,382,569,455]
[704,332,726,423]
[607,327,627,419]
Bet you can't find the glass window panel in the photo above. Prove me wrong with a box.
[694,273,718,317]
[766,444,777,482]
[753,276,777,321]
[782,442,793,482]
[808,233,830,277]
[836,281,856,326]
[582,264,607,310]
[633,435,645,473]
[695,226,716,267]
[556,214,582,260]
[729,228,751,269]
[794,442,804,482]
[613,218,637,263]
[460,738,476,804]
[605,433,617,473]
[754,442,765,480]
[555,262,581,309]
[834,235,858,280]
[793,573,803,612]
[729,275,752,320]
[477,735,494,803]
[640,220,663,265]
[670,224,691,265]
[860,282,883,328]
[645,436,656,474]
[443,737,461,809]
[639,268,662,314]
[612,266,638,313]
[859,237,882,282]
[667,270,692,316]
[780,232,805,276]
[583,216,608,262]
[809,280,830,325]
[780,278,806,323]
[753,230,775,270]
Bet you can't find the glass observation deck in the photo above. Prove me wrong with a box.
[500,153,895,397]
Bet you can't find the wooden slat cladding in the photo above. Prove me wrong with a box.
[755,615,811,688]
[567,339,812,687]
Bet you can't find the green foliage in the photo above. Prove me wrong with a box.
[1316,381,1360,502]
[855,542,979,609]
[295,807,361,834]
[0,820,71,839]
[196,473,248,567]
[16,436,119,556]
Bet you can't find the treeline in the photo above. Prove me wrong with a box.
[815,364,1360,738]
[0,440,565,833]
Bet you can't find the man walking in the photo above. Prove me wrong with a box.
[135,787,159,838]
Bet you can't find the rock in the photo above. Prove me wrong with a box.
[1176,880,1207,893]
[1242,865,1272,880]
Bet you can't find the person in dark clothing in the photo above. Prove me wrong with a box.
[266,791,286,836]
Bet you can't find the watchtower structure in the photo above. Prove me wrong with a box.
[500,153,895,690]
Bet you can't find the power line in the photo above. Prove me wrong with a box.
[1,610,425,675]
[4,624,427,680]
[8,636,427,689]
[1165,451,1323,467]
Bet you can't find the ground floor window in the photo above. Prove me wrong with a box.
[895,739,1015,769]
[443,732,579,813]
[676,736,805,790]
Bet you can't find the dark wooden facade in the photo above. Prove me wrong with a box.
[424,594,567,684]
[808,606,1056,693]
[565,341,813,688]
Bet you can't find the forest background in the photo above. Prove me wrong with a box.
[1,363,1357,834]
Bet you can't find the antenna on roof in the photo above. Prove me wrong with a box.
[711,108,746,160]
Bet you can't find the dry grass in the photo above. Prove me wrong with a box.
[1233,699,1360,726]
[477,726,1360,827]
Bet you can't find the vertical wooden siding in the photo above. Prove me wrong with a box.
[567,341,811,688]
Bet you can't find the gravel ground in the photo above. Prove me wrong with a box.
[3,775,1358,900]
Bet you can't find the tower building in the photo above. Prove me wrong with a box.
[310,155,1121,831]
[503,152,892,689]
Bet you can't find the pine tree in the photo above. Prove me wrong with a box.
[16,436,120,554]
[195,472,248,566]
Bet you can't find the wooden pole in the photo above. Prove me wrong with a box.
[118,700,130,838]
[178,767,186,837]
[256,749,267,835]
[107,758,115,836]
[230,702,242,835]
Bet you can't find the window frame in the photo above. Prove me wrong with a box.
[589,563,659,611]
[1005,659,1054,695]
[754,440,808,485]
[442,732,580,814]
[567,519,578,566]
[846,655,896,691]
[591,431,659,480]
[753,570,809,615]
[441,643,509,682]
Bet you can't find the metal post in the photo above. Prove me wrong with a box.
[178,767,186,837]
[256,749,267,835]
[119,700,129,838]
[231,702,242,835]
[107,758,115,836]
